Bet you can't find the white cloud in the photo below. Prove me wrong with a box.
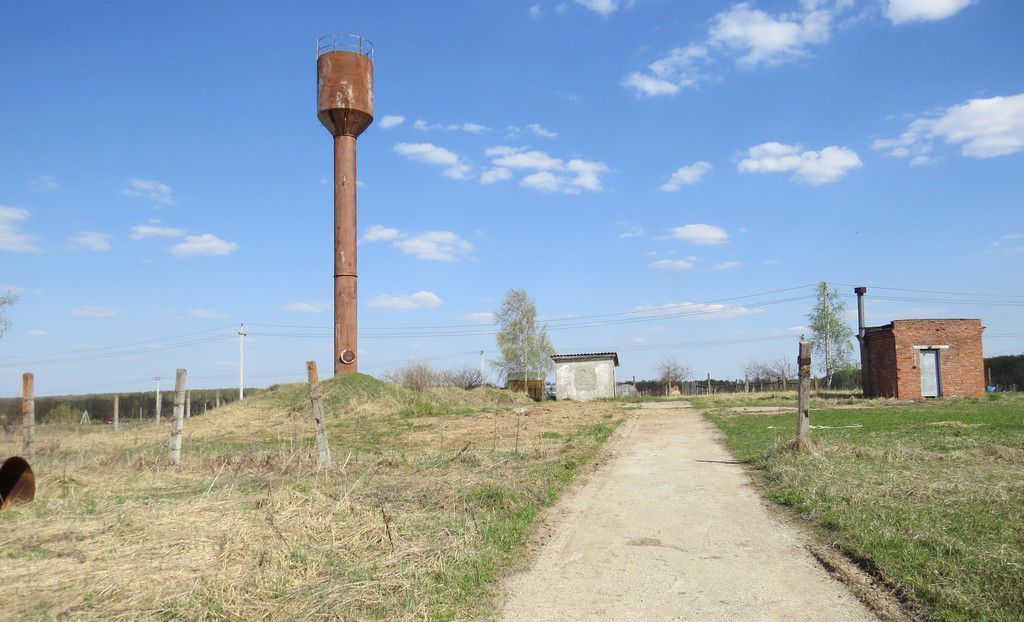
[188,308,227,319]
[529,4,542,17]
[0,206,42,253]
[379,115,405,129]
[738,142,863,184]
[491,149,564,170]
[72,305,119,318]
[394,231,474,261]
[480,167,513,184]
[575,0,618,16]
[414,119,490,134]
[631,301,761,319]
[130,225,186,239]
[661,161,713,191]
[363,225,402,242]
[284,302,328,313]
[27,329,47,336]
[526,123,557,138]
[369,291,443,310]
[622,2,852,97]
[70,231,112,251]
[464,311,495,323]
[394,142,473,180]
[669,224,730,245]
[649,259,695,270]
[714,261,743,270]
[619,225,645,238]
[874,94,1024,160]
[485,146,609,194]
[29,175,58,191]
[708,2,832,67]
[170,234,238,256]
[886,0,973,24]
[120,178,174,205]
[622,44,708,97]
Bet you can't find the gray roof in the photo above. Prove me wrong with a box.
[551,352,619,366]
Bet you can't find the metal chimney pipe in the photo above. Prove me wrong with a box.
[854,286,867,339]
[316,35,374,376]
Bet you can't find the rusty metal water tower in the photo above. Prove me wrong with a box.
[316,34,374,375]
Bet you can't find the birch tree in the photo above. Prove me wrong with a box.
[492,288,555,385]
[807,282,854,387]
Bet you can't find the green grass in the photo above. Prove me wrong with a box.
[707,395,1024,622]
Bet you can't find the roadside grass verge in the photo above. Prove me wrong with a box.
[0,374,625,621]
[706,394,1024,622]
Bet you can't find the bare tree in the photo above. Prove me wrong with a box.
[766,356,796,390]
[0,290,16,340]
[656,357,692,396]
[440,367,487,390]
[384,362,439,391]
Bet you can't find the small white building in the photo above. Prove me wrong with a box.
[551,352,619,401]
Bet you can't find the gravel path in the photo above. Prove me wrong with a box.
[497,402,878,622]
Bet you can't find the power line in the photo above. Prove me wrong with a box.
[828,282,1024,300]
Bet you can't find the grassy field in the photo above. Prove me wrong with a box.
[705,393,1024,622]
[0,374,626,621]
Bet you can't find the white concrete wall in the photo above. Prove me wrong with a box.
[555,360,617,401]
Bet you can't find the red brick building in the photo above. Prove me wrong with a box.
[859,319,986,399]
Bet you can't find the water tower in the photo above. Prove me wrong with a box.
[316,34,374,376]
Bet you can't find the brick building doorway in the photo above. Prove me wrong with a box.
[919,349,941,398]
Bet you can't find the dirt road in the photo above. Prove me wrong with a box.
[498,402,878,622]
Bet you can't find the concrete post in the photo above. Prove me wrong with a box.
[796,340,812,451]
[169,369,187,465]
[22,373,35,460]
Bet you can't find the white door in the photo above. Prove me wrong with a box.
[920,349,940,398]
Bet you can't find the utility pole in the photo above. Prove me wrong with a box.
[153,377,162,423]
[238,322,246,401]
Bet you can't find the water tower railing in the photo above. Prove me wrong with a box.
[316,34,374,60]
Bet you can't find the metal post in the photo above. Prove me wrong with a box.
[855,286,869,396]
[22,373,35,460]
[797,340,812,450]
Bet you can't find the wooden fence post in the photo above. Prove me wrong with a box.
[216,392,221,409]
[306,361,332,466]
[113,394,119,431]
[169,369,187,465]
[22,373,34,460]
[186,390,191,419]
[796,340,812,451]
[155,381,162,424]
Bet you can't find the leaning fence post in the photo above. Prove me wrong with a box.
[306,361,332,466]
[22,373,35,460]
[796,340,812,451]
[169,369,187,465]
[113,394,119,431]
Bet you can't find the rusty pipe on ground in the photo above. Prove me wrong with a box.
[0,456,35,509]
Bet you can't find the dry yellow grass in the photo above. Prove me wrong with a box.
[0,374,627,621]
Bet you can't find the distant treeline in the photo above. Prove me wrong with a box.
[0,387,264,426]
[986,355,1024,389]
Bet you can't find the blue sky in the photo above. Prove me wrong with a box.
[2,0,1023,396]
